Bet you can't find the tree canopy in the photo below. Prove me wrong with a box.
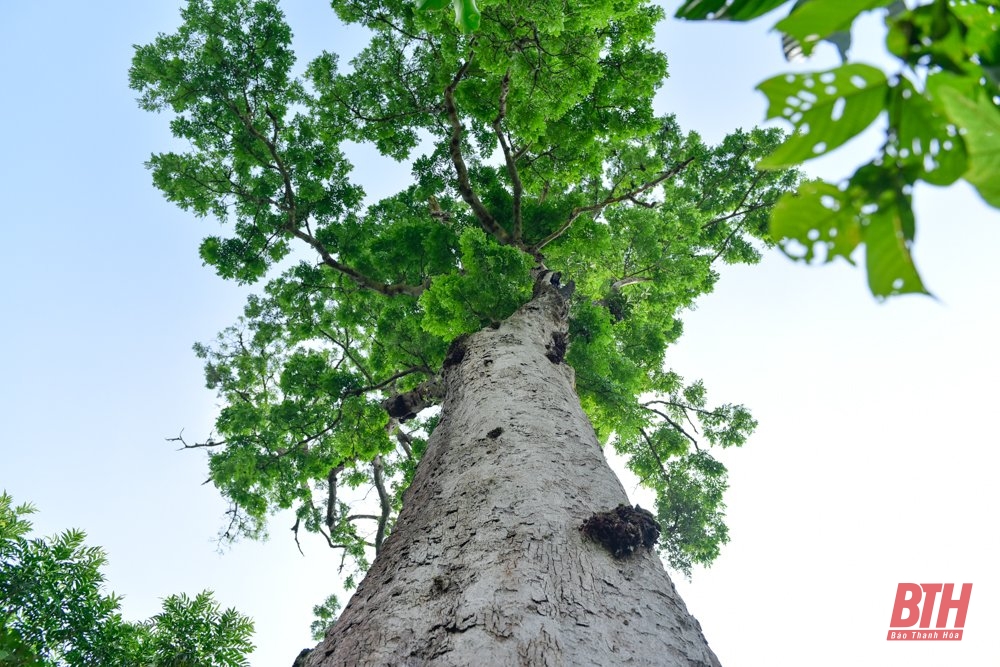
[0,492,254,667]
[677,0,1000,298]
[129,0,796,632]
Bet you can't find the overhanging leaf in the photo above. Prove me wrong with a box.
[863,188,927,298]
[887,77,967,186]
[776,0,894,57]
[769,180,861,263]
[758,63,888,168]
[674,0,790,21]
[452,0,480,33]
[928,72,1000,208]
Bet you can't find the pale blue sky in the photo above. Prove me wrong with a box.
[1,2,997,665]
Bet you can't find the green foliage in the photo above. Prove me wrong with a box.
[133,0,798,616]
[757,65,889,168]
[677,0,1000,298]
[0,493,253,667]
[309,593,340,641]
[419,228,533,338]
[144,592,254,667]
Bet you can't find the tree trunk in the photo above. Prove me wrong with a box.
[305,274,722,666]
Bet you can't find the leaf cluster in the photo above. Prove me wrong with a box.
[677,0,1000,298]
[0,493,253,667]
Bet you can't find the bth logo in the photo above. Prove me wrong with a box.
[887,583,972,641]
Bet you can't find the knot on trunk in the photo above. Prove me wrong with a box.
[545,331,567,363]
[291,648,312,667]
[580,504,660,559]
[443,334,469,369]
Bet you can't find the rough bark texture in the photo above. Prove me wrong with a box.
[306,275,722,666]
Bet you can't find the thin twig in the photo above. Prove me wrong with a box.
[167,430,227,450]
[532,157,694,252]
[291,517,305,556]
[644,406,700,450]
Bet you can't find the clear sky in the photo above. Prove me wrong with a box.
[1,2,997,666]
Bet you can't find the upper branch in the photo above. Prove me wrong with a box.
[372,456,390,553]
[289,227,427,297]
[702,171,765,230]
[493,69,523,243]
[444,57,513,244]
[531,157,695,253]
[229,100,426,298]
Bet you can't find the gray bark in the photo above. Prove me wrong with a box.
[306,274,722,666]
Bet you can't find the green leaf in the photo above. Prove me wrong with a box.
[674,0,790,21]
[776,0,894,57]
[863,185,927,298]
[886,2,970,73]
[950,2,1000,68]
[769,180,861,263]
[847,163,926,297]
[886,77,967,186]
[758,64,889,168]
[451,0,480,33]
[928,72,1000,208]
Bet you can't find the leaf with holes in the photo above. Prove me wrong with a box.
[757,64,888,169]
[887,77,967,186]
[863,185,927,298]
[776,0,895,57]
[674,0,791,21]
[769,180,861,264]
[928,72,1000,209]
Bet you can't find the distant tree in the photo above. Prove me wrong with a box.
[130,0,796,663]
[0,492,253,667]
[676,0,1000,297]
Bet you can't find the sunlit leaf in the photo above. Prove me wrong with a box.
[769,180,861,263]
[928,72,1000,208]
[863,186,927,298]
[886,77,967,186]
[758,64,888,168]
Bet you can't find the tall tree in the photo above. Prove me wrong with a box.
[130,0,795,663]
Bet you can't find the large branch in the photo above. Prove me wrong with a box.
[531,157,695,253]
[372,455,390,553]
[228,100,426,298]
[381,376,445,422]
[493,69,523,243]
[289,226,427,297]
[444,57,512,244]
